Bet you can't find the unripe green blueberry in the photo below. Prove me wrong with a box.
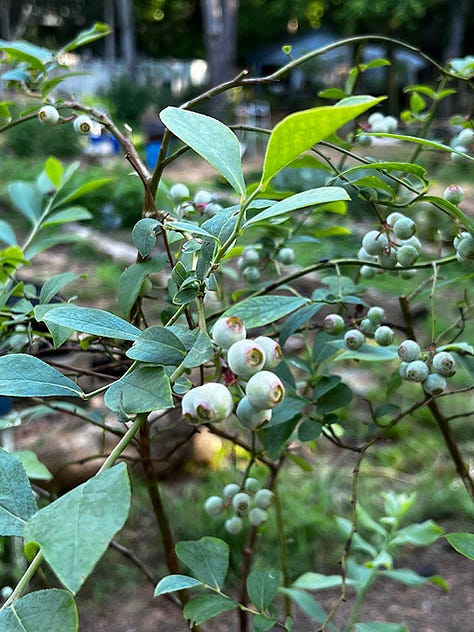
[344,329,365,350]
[244,477,261,493]
[357,247,377,263]
[232,492,252,516]
[205,202,223,216]
[193,190,213,205]
[423,373,446,395]
[457,128,474,146]
[227,339,266,378]
[242,247,260,266]
[393,217,416,240]
[451,146,468,163]
[249,507,268,527]
[399,267,417,279]
[360,264,376,279]
[386,212,405,227]
[73,114,93,135]
[405,359,429,382]
[396,244,419,268]
[432,351,456,377]
[170,182,190,201]
[322,313,345,335]
[367,306,385,325]
[362,230,388,256]
[360,318,376,335]
[378,248,397,268]
[243,266,261,284]
[368,112,385,126]
[38,105,60,126]
[384,116,398,133]
[223,483,240,500]
[254,488,275,509]
[246,370,285,410]
[374,325,394,346]
[370,119,389,133]
[182,383,233,424]
[399,362,409,379]
[212,316,246,349]
[453,231,470,249]
[456,234,474,260]
[225,516,243,534]
[254,336,283,369]
[236,396,272,429]
[443,184,464,205]
[357,133,372,146]
[277,247,296,265]
[204,495,225,516]
[398,340,421,362]
[399,235,422,255]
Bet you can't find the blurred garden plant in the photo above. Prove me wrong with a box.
[0,23,473,632]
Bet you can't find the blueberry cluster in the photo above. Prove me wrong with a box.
[367,112,398,134]
[38,106,94,135]
[204,478,275,534]
[323,306,394,351]
[358,212,421,279]
[237,245,296,285]
[181,317,285,429]
[169,184,223,218]
[398,340,457,395]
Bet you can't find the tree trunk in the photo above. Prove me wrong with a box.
[115,0,136,74]
[199,0,239,120]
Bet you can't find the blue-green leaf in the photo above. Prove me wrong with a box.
[183,331,214,368]
[355,623,408,632]
[160,107,246,197]
[247,569,280,611]
[183,593,238,626]
[0,354,83,398]
[224,296,309,328]
[8,181,42,225]
[176,537,229,589]
[0,220,17,246]
[39,272,81,304]
[279,588,334,629]
[43,207,92,227]
[154,574,203,596]
[0,589,78,632]
[104,365,174,414]
[131,218,161,258]
[126,326,187,365]
[0,448,38,536]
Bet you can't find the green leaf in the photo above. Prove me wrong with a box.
[14,450,52,481]
[247,569,280,612]
[0,448,38,536]
[356,504,388,538]
[35,305,141,341]
[380,568,447,589]
[0,589,78,632]
[292,572,347,591]
[44,156,64,188]
[279,588,334,629]
[8,181,42,225]
[176,536,230,589]
[43,206,92,227]
[39,272,80,304]
[33,304,74,348]
[224,296,309,328]
[201,208,238,243]
[0,40,52,69]
[355,623,408,632]
[183,331,214,368]
[127,326,187,365]
[131,218,161,258]
[419,195,474,234]
[166,220,216,241]
[154,574,203,596]
[0,354,83,398]
[118,257,168,318]
[253,613,278,632]
[261,96,384,188]
[243,187,350,228]
[60,23,112,53]
[0,220,17,246]
[55,178,115,207]
[24,463,130,594]
[445,532,474,560]
[316,382,352,415]
[160,107,246,197]
[331,341,399,362]
[391,520,443,547]
[24,232,82,260]
[104,365,174,414]
[183,593,238,626]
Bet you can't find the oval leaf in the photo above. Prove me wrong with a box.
[126,326,187,365]
[0,448,38,536]
[154,574,203,596]
[247,568,280,611]
[0,589,78,632]
[445,532,474,560]
[0,354,83,398]
[104,365,174,414]
[183,593,238,626]
[176,536,229,589]
[224,296,309,328]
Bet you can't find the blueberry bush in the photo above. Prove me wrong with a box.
[0,24,473,632]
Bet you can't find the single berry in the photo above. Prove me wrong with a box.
[396,244,419,268]
[367,306,385,325]
[170,183,190,201]
[73,114,93,135]
[456,234,474,260]
[357,134,372,146]
[254,488,275,509]
[399,236,422,255]
[360,318,376,335]
[244,477,261,493]
[212,316,246,349]
[399,362,409,379]
[357,247,377,263]
[204,496,225,516]
[423,373,446,395]
[386,212,404,227]
[360,265,376,279]
[205,202,223,216]
[193,190,213,205]
[344,329,365,350]
[223,483,240,500]
[457,128,474,146]
[254,336,283,369]
[378,248,397,268]
[242,247,260,266]
[182,383,233,424]
[249,507,268,527]
[232,492,252,516]
[322,313,345,335]
[370,119,389,133]
[374,325,394,346]
[443,184,464,205]
[432,351,456,377]
[398,340,421,362]
[453,231,470,249]
[393,217,416,240]
[362,230,388,256]
[38,105,60,126]
[399,267,417,279]
[277,247,296,265]
[243,266,261,284]
[236,396,272,429]
[405,360,429,382]
[246,371,285,410]
[225,516,243,534]
[227,339,266,378]
[384,116,398,133]
[368,112,385,126]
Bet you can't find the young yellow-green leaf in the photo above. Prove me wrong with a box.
[0,589,78,632]
[160,107,246,197]
[261,96,385,188]
[24,463,130,594]
[0,448,38,536]
[44,156,64,188]
[14,450,52,481]
[60,23,112,53]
